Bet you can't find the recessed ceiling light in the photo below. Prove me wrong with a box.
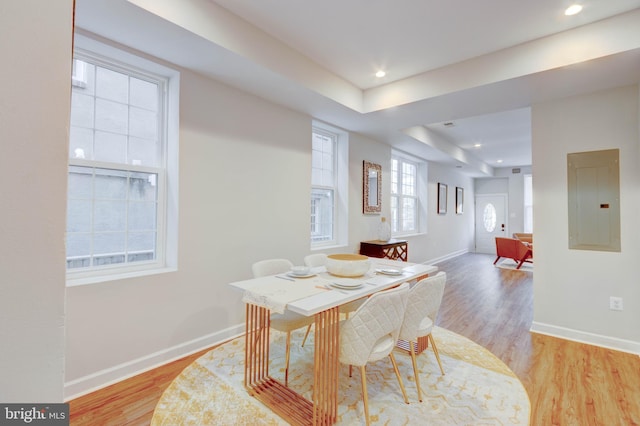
[565,4,583,16]
[375,70,386,78]
[474,143,482,148]
[497,159,504,164]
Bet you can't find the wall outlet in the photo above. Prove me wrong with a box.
[609,296,624,311]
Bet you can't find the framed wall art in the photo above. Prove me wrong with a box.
[437,182,447,214]
[456,187,464,214]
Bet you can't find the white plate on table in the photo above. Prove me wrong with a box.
[287,272,316,279]
[330,282,364,290]
[375,268,404,276]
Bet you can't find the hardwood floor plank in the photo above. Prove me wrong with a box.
[68,253,640,425]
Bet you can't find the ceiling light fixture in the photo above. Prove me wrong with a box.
[375,70,386,78]
[474,143,482,148]
[497,159,504,164]
[565,4,583,16]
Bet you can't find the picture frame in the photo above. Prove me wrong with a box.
[437,183,447,214]
[363,161,382,214]
[456,187,464,214]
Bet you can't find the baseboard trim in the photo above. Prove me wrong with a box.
[530,321,640,355]
[64,323,245,401]
[425,248,469,266]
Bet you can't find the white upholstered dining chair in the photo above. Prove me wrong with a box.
[302,253,327,268]
[397,271,447,402]
[251,258,314,386]
[339,282,410,426]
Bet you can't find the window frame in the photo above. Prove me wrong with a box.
[310,122,348,249]
[66,34,179,286]
[390,153,427,237]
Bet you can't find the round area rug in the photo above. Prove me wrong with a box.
[152,327,530,425]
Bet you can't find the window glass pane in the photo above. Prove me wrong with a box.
[94,169,127,199]
[311,188,334,242]
[94,200,126,232]
[129,107,157,140]
[72,60,95,94]
[95,98,128,135]
[93,232,126,258]
[129,172,157,201]
[69,127,94,160]
[66,168,160,269]
[66,199,92,233]
[70,92,94,128]
[130,78,158,110]
[402,162,416,196]
[391,159,398,194]
[67,234,91,261]
[128,202,157,231]
[483,203,497,232]
[68,166,93,198]
[390,196,398,232]
[96,67,129,103]
[128,137,159,167]
[402,198,416,231]
[95,130,127,163]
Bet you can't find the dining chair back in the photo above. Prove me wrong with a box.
[252,258,293,277]
[397,271,447,401]
[339,282,410,425]
[303,253,328,268]
[251,258,313,386]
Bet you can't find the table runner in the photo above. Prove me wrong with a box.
[241,276,327,314]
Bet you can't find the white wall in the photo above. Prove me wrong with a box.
[417,162,475,262]
[531,85,640,353]
[0,0,73,401]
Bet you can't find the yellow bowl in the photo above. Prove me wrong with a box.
[326,254,371,277]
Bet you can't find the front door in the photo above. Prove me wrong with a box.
[475,194,507,254]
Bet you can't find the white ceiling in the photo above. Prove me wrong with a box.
[75,0,640,176]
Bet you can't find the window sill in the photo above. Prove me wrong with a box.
[66,266,177,287]
[392,232,426,239]
[310,243,349,252]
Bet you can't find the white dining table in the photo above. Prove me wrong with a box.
[229,258,438,426]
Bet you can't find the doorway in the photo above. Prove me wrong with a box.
[475,194,508,254]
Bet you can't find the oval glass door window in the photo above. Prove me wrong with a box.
[483,203,497,232]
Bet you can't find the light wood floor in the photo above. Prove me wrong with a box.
[68,253,640,425]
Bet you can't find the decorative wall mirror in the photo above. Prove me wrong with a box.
[363,161,382,214]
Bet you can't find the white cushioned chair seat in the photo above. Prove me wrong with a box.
[271,311,313,332]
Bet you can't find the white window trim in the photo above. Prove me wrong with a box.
[66,33,180,286]
[391,151,427,238]
[311,121,348,250]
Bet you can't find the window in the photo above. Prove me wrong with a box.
[390,154,426,236]
[311,123,348,247]
[66,36,179,283]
